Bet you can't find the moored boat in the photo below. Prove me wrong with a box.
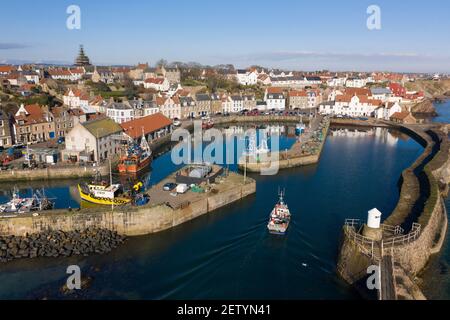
[118,132,152,174]
[78,172,131,206]
[0,189,54,216]
[267,189,291,235]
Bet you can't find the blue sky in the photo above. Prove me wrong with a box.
[1,0,449,73]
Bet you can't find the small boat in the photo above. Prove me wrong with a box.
[0,189,54,216]
[118,132,152,175]
[267,189,291,235]
[295,118,306,136]
[256,137,270,155]
[78,172,131,206]
[202,119,214,130]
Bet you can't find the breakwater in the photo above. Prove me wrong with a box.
[0,163,110,182]
[337,123,450,300]
[0,228,125,263]
[0,171,256,238]
[237,116,330,172]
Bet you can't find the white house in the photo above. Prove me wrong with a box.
[157,96,181,120]
[106,101,135,124]
[236,70,258,86]
[327,77,347,87]
[320,94,382,117]
[61,117,123,163]
[345,78,367,88]
[265,90,286,110]
[144,77,170,91]
[63,88,90,109]
[375,102,402,120]
[370,87,392,102]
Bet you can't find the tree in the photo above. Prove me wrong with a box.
[156,59,168,68]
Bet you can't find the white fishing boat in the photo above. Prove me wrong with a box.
[0,189,54,216]
[267,189,291,235]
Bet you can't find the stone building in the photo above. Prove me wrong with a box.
[13,104,55,143]
[62,117,123,163]
[0,110,14,147]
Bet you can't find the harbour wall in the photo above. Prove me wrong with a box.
[0,174,256,237]
[240,119,330,172]
[0,164,110,182]
[337,124,450,300]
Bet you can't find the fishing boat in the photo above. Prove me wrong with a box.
[78,172,131,206]
[0,189,54,216]
[118,132,152,174]
[267,189,291,235]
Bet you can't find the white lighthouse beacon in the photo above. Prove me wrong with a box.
[363,208,383,240]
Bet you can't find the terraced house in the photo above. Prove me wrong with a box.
[195,94,212,117]
[157,96,181,120]
[13,104,55,143]
[0,110,14,148]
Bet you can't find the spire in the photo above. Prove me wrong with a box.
[75,45,91,66]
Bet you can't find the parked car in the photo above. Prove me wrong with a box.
[163,182,177,191]
[173,120,181,127]
[57,136,65,144]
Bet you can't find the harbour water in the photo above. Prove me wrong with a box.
[0,125,425,299]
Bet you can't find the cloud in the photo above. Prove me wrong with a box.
[0,43,30,50]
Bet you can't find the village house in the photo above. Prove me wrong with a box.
[390,111,417,124]
[180,96,197,119]
[62,117,123,163]
[345,77,367,88]
[52,106,87,138]
[129,63,148,80]
[264,88,286,110]
[221,95,233,114]
[161,66,181,84]
[63,88,90,109]
[210,94,223,115]
[92,67,115,84]
[370,87,392,102]
[320,95,382,117]
[128,99,160,117]
[106,101,136,124]
[242,95,257,111]
[157,96,181,120]
[327,77,347,87]
[236,69,258,86]
[0,110,14,148]
[120,113,173,144]
[13,104,56,143]
[257,74,272,86]
[48,69,80,82]
[375,102,402,120]
[0,65,16,75]
[195,94,212,116]
[144,77,170,91]
[288,90,308,109]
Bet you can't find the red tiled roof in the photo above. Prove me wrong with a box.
[120,113,172,139]
[145,77,165,84]
[267,87,283,94]
[0,65,15,73]
[289,90,307,97]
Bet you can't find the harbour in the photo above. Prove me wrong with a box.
[0,124,426,299]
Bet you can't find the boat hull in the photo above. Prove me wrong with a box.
[118,155,152,174]
[77,185,131,205]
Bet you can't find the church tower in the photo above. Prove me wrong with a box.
[74,45,91,66]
